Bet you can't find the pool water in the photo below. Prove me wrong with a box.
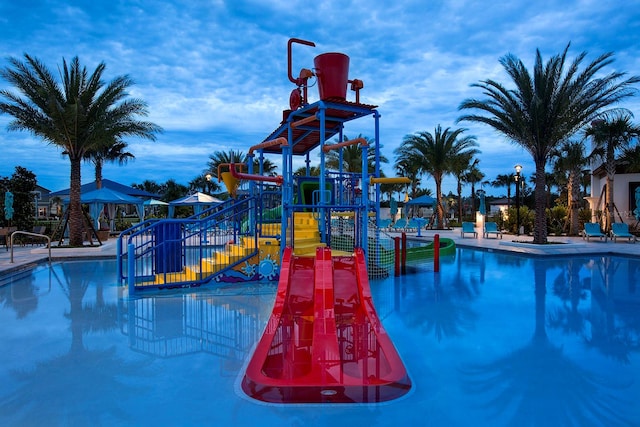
[0,249,639,426]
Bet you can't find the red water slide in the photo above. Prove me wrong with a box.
[241,247,411,403]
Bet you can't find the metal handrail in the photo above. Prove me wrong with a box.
[10,231,51,264]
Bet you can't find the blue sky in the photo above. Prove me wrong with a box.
[1,0,640,197]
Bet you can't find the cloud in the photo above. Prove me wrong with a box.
[1,0,639,196]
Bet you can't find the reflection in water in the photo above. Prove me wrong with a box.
[1,253,639,425]
[585,256,640,364]
[0,260,275,425]
[0,267,44,318]
[123,287,271,371]
[460,257,636,427]
[0,261,148,426]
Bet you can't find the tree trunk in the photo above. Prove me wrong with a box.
[604,145,616,232]
[533,161,548,244]
[435,178,444,229]
[457,180,463,223]
[605,172,615,233]
[568,171,580,235]
[95,160,103,189]
[69,157,84,246]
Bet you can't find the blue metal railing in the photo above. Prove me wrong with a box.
[118,197,258,291]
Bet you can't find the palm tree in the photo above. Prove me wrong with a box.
[395,125,478,228]
[324,134,388,173]
[394,158,422,200]
[207,149,278,180]
[585,113,640,231]
[293,165,321,176]
[450,152,476,222]
[189,174,220,195]
[0,55,161,246]
[492,173,514,210]
[619,145,640,173]
[132,179,163,195]
[458,44,640,244]
[552,140,589,235]
[464,159,484,215]
[87,140,134,189]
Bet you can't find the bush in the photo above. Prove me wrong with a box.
[504,206,534,234]
[546,205,568,235]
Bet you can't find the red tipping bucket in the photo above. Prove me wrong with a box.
[314,52,349,100]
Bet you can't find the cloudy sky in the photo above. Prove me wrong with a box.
[1,0,640,197]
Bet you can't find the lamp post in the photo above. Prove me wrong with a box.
[514,164,522,236]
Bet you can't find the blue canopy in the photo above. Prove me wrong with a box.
[65,187,144,230]
[405,195,435,207]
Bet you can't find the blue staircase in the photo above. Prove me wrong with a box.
[118,197,260,291]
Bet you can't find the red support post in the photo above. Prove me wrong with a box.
[434,234,440,273]
[401,232,407,276]
[394,237,400,277]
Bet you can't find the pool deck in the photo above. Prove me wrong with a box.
[1,229,639,276]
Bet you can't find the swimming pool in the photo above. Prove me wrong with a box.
[1,248,638,426]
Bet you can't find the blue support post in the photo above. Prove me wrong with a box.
[281,124,292,261]
[116,238,122,281]
[248,153,256,234]
[127,243,135,294]
[361,143,369,257]
[373,110,381,225]
[318,105,327,243]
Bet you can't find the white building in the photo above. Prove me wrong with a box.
[587,165,640,226]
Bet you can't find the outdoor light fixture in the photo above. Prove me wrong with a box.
[514,164,522,236]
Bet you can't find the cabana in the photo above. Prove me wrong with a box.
[168,192,223,217]
[143,198,169,219]
[80,188,145,230]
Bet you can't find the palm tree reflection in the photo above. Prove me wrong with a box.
[0,261,147,425]
[584,257,640,364]
[461,258,632,426]
[399,252,479,341]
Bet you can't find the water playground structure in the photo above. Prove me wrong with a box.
[118,38,454,403]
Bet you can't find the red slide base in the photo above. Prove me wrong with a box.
[241,247,411,404]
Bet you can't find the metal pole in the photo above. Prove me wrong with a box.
[515,172,520,236]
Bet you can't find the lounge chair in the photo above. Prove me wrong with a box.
[483,222,502,239]
[610,222,637,243]
[378,218,392,231]
[0,228,9,251]
[26,225,47,246]
[582,222,607,242]
[461,222,477,238]
[390,218,407,231]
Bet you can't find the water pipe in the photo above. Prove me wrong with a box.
[290,114,317,129]
[229,162,284,185]
[322,137,367,152]
[369,177,411,185]
[288,38,315,84]
[349,79,364,103]
[288,38,316,106]
[248,137,288,155]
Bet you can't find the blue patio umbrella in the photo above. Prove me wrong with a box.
[478,190,486,215]
[3,191,14,220]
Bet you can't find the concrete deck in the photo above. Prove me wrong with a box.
[1,228,639,277]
